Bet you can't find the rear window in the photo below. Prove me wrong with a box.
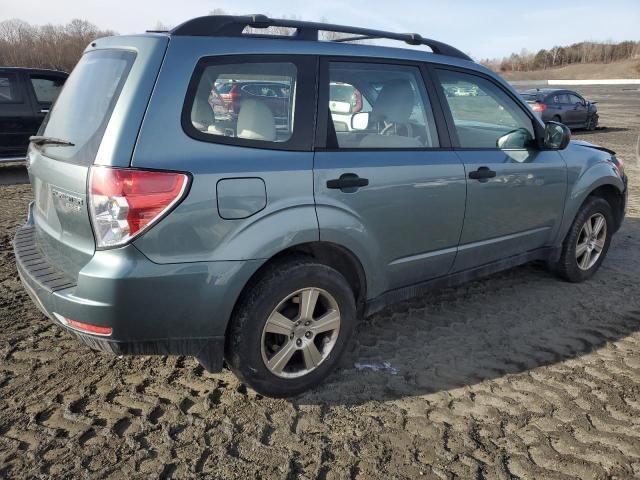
[29,75,65,104]
[39,49,135,165]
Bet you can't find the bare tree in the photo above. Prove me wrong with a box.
[0,18,114,72]
[482,40,640,73]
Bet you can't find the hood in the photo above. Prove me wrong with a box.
[570,139,615,156]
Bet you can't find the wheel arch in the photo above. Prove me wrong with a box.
[557,169,625,251]
[586,184,625,232]
[226,241,368,338]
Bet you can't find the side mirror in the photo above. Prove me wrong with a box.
[543,121,571,150]
[351,111,369,130]
[496,128,533,149]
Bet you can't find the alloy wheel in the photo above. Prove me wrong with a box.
[261,287,341,378]
[576,213,607,271]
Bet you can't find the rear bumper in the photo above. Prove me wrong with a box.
[13,215,260,372]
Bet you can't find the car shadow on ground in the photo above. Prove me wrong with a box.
[297,216,640,406]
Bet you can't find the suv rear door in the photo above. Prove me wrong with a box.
[314,58,466,298]
[0,70,33,158]
[432,66,567,271]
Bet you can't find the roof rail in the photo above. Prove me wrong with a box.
[169,14,473,62]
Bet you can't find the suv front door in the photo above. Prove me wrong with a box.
[566,93,587,127]
[314,59,467,297]
[433,67,567,272]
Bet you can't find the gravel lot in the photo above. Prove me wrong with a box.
[1,85,639,479]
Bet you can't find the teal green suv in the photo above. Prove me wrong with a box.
[14,15,627,397]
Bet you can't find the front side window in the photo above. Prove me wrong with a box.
[327,62,439,149]
[568,94,583,105]
[190,62,297,144]
[436,69,535,149]
[0,74,20,103]
[30,76,65,104]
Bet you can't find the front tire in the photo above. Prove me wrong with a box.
[224,258,356,397]
[552,197,613,282]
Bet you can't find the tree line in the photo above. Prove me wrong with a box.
[0,14,353,73]
[482,41,640,72]
[2,17,638,74]
[0,19,114,72]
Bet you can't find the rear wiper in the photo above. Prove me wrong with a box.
[29,136,75,147]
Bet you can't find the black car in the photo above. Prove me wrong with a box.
[0,68,67,160]
[520,88,598,130]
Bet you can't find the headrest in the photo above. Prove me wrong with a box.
[370,79,415,123]
[236,99,276,141]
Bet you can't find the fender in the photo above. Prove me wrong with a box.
[135,200,320,263]
[554,160,625,247]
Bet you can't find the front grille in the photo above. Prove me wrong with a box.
[13,225,77,292]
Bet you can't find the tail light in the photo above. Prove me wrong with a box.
[229,84,241,112]
[89,166,189,248]
[531,102,546,113]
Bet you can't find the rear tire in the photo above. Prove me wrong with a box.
[224,258,356,397]
[552,197,613,282]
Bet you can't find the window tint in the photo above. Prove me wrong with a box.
[436,69,535,149]
[190,62,297,143]
[558,94,570,104]
[327,62,439,149]
[0,74,20,103]
[30,76,64,103]
[40,49,135,165]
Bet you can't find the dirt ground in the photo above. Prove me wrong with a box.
[1,86,639,479]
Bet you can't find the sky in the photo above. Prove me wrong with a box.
[2,0,639,60]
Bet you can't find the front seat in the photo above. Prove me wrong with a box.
[236,99,276,141]
[359,79,422,148]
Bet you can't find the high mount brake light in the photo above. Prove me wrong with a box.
[89,166,189,248]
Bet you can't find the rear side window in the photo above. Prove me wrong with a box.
[40,49,135,165]
[29,75,65,104]
[436,69,535,149]
[189,62,297,144]
[0,74,20,103]
[326,62,439,149]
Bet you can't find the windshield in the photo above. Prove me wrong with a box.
[39,49,135,165]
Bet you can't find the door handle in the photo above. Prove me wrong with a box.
[40,109,50,114]
[326,173,369,191]
[468,166,496,182]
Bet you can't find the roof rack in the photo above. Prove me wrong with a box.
[169,14,472,62]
